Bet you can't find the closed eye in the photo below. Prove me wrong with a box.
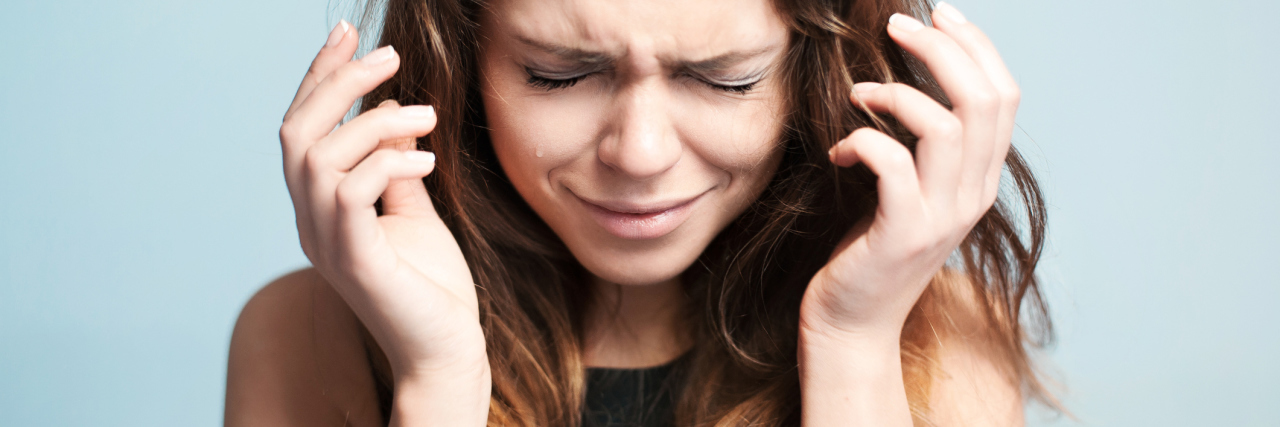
[702,80,758,94]
[686,71,765,95]
[525,67,593,91]
[527,74,585,90]
[524,67,762,94]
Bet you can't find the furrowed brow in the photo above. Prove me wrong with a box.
[672,45,780,75]
[515,35,615,65]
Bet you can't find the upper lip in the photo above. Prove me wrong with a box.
[573,191,706,214]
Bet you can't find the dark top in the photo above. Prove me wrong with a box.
[582,354,688,427]
[371,352,689,426]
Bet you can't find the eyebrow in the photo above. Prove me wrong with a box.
[515,35,615,65]
[514,35,780,73]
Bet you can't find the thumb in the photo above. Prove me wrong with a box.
[372,99,440,219]
[379,132,439,218]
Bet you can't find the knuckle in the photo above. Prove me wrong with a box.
[928,117,964,142]
[880,145,921,173]
[302,147,328,173]
[1001,84,1022,109]
[967,88,1000,113]
[334,178,360,208]
[884,146,915,171]
[279,120,301,143]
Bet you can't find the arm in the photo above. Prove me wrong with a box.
[799,275,1025,427]
[264,18,492,426]
[798,3,1026,425]
[225,269,492,427]
[799,325,912,427]
[225,269,383,427]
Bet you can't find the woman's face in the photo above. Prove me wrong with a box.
[479,0,789,286]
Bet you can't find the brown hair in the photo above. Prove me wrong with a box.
[356,0,1058,424]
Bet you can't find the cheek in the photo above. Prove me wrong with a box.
[672,92,786,183]
[481,70,606,191]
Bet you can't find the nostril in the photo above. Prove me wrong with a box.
[597,86,682,179]
[597,135,682,180]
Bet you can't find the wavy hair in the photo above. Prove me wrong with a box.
[352,0,1059,424]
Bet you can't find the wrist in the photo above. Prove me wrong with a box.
[800,267,919,341]
[798,323,901,374]
[391,359,492,427]
[392,342,491,390]
[798,300,904,349]
[798,321,911,427]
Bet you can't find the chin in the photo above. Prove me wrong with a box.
[569,242,704,286]
[547,209,717,286]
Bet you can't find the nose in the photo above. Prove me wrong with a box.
[596,81,682,180]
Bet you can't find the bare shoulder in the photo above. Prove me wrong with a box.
[925,271,1025,427]
[225,268,385,427]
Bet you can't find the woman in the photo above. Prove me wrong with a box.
[226,0,1058,425]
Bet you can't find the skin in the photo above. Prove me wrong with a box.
[226,0,1027,426]
[476,0,787,367]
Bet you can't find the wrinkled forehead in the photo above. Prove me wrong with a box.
[480,0,788,63]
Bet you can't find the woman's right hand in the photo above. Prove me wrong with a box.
[279,21,486,383]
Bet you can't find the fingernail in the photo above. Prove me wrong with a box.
[405,150,436,163]
[325,20,349,48]
[400,105,435,118]
[889,13,926,32]
[935,3,968,24]
[378,99,400,108]
[853,82,882,94]
[361,45,396,65]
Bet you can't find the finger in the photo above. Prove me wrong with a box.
[304,103,433,243]
[886,13,999,203]
[931,2,1019,203]
[886,13,998,122]
[364,101,439,218]
[333,149,438,249]
[284,20,359,122]
[280,45,401,161]
[830,128,924,225]
[378,140,440,219]
[381,168,438,218]
[852,82,962,205]
[279,21,359,248]
[306,102,437,172]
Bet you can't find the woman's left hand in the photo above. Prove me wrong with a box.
[800,4,1022,340]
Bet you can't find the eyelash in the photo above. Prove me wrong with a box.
[526,74,587,90]
[705,81,757,94]
[525,70,759,94]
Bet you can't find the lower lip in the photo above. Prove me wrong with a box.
[579,195,702,240]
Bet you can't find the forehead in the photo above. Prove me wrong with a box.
[482,0,787,60]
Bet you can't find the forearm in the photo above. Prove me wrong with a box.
[798,327,912,427]
[390,360,492,427]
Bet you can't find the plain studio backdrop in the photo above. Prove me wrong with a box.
[1,0,1276,425]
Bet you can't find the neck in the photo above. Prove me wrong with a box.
[581,275,692,368]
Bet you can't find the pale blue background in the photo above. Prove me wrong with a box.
[1,0,1276,425]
